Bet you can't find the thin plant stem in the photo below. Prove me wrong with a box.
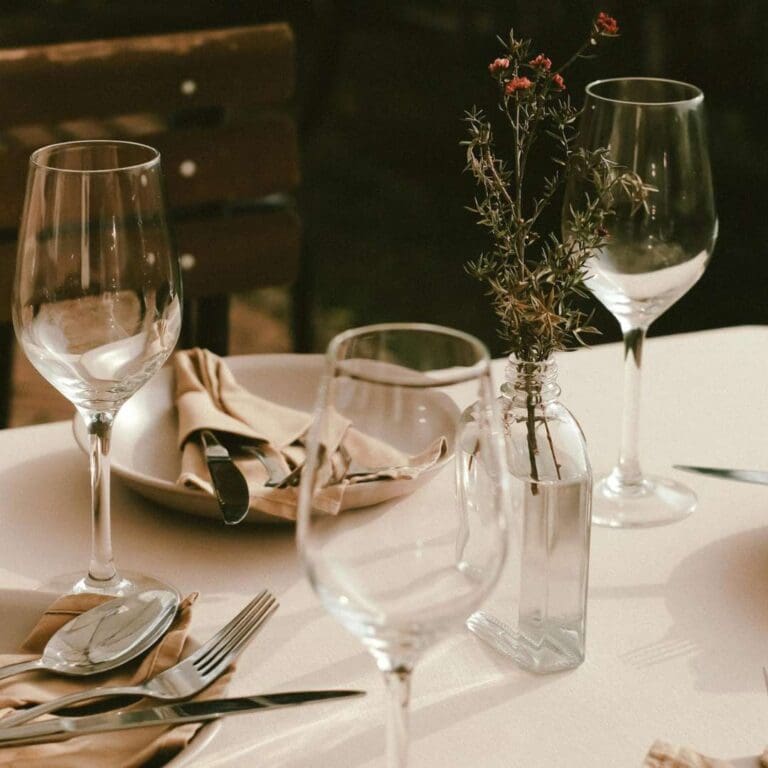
[541,412,562,480]
[554,38,593,76]
[525,398,540,494]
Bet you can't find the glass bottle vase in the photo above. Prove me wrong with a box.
[462,356,592,673]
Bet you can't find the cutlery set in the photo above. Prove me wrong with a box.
[201,427,413,526]
[198,431,304,524]
[243,440,303,489]
[0,588,363,747]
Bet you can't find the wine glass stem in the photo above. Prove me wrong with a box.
[382,664,413,768]
[615,326,646,487]
[85,411,117,585]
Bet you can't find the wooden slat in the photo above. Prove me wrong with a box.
[0,208,301,322]
[176,208,301,298]
[0,115,300,229]
[0,24,295,128]
[161,118,300,211]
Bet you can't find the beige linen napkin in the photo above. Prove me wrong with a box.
[643,740,760,767]
[0,593,230,767]
[174,348,447,521]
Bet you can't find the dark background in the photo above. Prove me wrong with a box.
[1,0,764,356]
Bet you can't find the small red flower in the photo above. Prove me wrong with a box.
[488,57,510,75]
[595,12,619,35]
[505,76,533,95]
[529,54,552,71]
[552,73,566,90]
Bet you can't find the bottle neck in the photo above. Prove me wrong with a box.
[501,356,561,406]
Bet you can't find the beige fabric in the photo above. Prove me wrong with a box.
[0,593,230,767]
[643,740,736,767]
[173,348,447,521]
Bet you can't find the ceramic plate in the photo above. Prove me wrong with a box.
[72,354,458,524]
[0,588,219,766]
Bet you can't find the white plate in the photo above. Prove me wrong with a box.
[72,354,325,524]
[72,354,458,524]
[0,588,219,766]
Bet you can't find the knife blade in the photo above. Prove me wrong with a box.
[199,430,250,524]
[674,465,768,486]
[0,689,364,747]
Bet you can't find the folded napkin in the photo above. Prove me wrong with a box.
[643,740,762,767]
[0,593,230,768]
[174,348,447,521]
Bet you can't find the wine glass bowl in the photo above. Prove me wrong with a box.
[581,78,717,329]
[297,323,508,767]
[565,78,718,527]
[12,140,181,594]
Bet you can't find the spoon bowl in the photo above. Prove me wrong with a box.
[0,589,180,681]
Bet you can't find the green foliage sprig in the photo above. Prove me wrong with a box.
[464,12,650,362]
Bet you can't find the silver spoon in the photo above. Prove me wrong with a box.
[0,589,180,681]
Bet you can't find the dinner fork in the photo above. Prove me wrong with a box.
[0,589,278,728]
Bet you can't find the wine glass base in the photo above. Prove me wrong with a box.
[38,570,181,600]
[592,474,697,528]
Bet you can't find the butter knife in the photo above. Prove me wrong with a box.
[199,430,250,524]
[674,465,768,486]
[0,690,364,747]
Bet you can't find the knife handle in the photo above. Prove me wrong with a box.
[0,684,143,728]
[0,719,66,745]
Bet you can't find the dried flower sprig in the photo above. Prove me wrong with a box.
[463,12,649,362]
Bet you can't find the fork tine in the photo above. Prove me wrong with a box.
[193,591,274,669]
[197,603,277,677]
[198,595,278,675]
[190,590,269,664]
[226,599,279,658]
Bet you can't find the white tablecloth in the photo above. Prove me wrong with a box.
[1,326,766,766]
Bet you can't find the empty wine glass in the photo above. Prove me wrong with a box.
[297,323,508,767]
[564,78,717,527]
[12,140,182,594]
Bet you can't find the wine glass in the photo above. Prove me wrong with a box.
[564,78,718,527]
[12,140,182,595]
[297,323,508,767]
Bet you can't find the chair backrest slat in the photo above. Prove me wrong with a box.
[0,115,300,230]
[177,209,301,298]
[0,25,295,127]
[0,205,302,323]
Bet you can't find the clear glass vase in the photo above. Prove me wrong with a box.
[463,356,592,673]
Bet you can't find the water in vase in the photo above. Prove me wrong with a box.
[514,475,591,671]
[461,397,592,673]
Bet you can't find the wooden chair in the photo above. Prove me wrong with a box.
[0,23,302,426]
